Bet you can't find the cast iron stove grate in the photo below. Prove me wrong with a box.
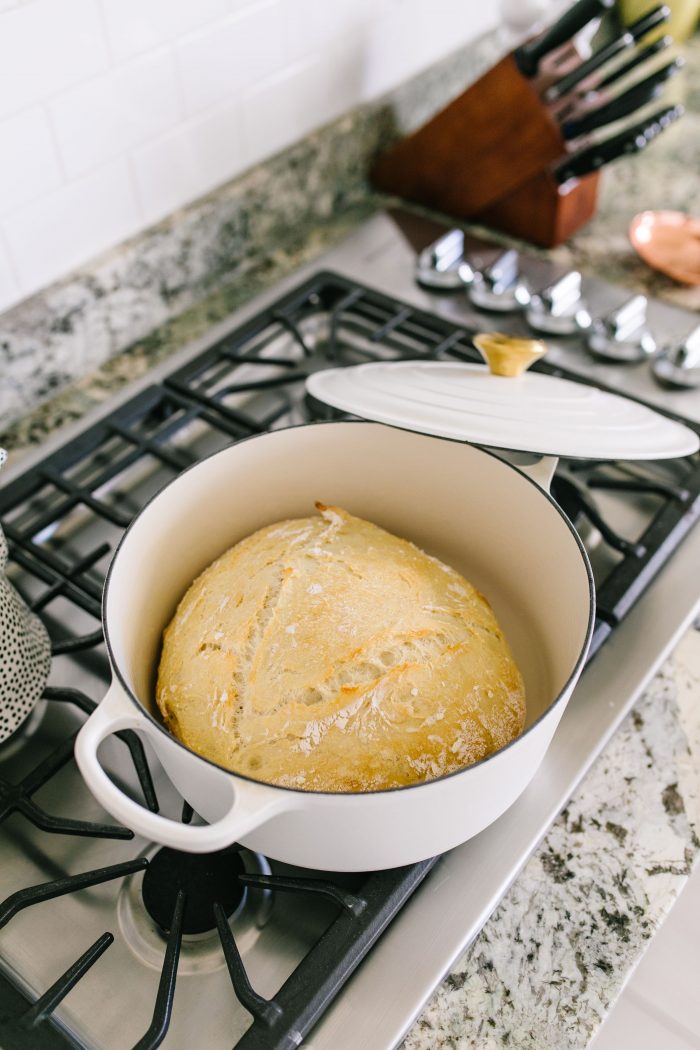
[1,272,699,1050]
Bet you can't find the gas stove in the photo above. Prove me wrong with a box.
[1,211,699,1050]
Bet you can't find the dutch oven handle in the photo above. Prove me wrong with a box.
[75,684,292,853]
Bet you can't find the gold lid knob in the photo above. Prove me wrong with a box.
[473,332,547,377]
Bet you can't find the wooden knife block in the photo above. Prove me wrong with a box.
[474,168,600,248]
[371,52,600,248]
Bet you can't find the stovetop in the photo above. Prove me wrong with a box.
[1,211,700,1050]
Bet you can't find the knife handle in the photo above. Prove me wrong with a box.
[514,0,614,78]
[546,33,632,101]
[563,57,683,139]
[596,34,672,90]
[555,102,684,182]
[563,82,663,140]
[627,3,671,42]
[545,3,670,103]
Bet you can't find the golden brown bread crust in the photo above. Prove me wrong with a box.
[156,504,526,791]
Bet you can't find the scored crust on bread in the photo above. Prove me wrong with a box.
[156,503,526,792]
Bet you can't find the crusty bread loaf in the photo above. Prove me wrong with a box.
[156,504,525,792]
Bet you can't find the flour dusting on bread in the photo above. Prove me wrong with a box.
[156,505,526,791]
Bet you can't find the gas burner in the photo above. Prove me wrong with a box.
[142,846,247,935]
[118,845,273,973]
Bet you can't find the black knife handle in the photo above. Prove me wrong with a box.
[545,3,670,101]
[514,0,615,78]
[545,31,634,100]
[555,102,684,181]
[597,34,672,90]
[563,57,683,139]
[563,82,663,139]
[627,3,671,42]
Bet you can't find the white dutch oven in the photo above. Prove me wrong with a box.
[76,420,595,871]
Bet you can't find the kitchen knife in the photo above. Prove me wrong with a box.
[513,0,615,78]
[549,33,673,122]
[596,32,672,90]
[562,57,683,139]
[545,4,670,102]
[554,102,684,182]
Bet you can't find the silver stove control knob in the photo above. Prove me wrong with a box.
[652,324,700,389]
[416,229,474,290]
[468,249,530,312]
[526,271,592,336]
[587,295,657,363]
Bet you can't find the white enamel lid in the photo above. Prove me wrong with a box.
[306,361,700,460]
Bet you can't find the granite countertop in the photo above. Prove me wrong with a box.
[0,27,699,1050]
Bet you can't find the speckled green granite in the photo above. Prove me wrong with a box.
[0,206,375,458]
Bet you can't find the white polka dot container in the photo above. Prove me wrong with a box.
[0,449,52,742]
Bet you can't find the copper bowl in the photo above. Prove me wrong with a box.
[629,210,700,287]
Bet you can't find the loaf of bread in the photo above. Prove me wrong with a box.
[156,504,526,792]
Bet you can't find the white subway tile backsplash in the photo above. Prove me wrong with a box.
[2,160,140,297]
[240,63,312,171]
[100,0,229,62]
[0,107,62,214]
[0,0,109,120]
[361,0,499,100]
[298,39,367,130]
[241,42,363,169]
[0,236,19,312]
[282,0,376,64]
[0,0,496,310]
[132,101,246,226]
[49,49,181,178]
[175,1,286,116]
